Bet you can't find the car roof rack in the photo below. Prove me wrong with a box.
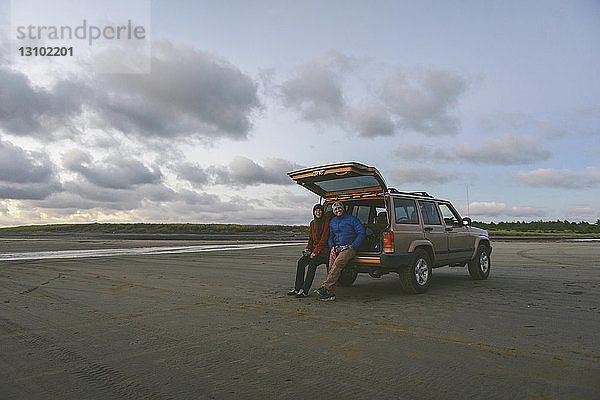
[388,188,433,198]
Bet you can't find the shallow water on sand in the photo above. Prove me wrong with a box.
[0,242,304,261]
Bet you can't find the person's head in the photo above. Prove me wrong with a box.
[332,201,344,217]
[312,204,323,219]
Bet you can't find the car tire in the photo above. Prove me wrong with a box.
[400,249,432,294]
[468,244,491,280]
[338,269,358,287]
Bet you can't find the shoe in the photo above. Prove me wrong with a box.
[317,290,336,302]
[314,286,327,297]
[287,289,298,296]
[295,289,308,298]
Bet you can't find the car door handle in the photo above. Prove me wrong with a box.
[424,227,433,232]
[445,227,453,232]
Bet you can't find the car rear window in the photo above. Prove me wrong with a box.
[313,175,381,192]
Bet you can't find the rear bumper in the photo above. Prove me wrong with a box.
[380,253,411,267]
[353,253,411,270]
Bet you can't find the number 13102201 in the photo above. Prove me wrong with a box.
[19,47,73,56]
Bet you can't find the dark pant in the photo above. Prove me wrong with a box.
[295,255,327,292]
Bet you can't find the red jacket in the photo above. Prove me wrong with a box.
[306,217,330,259]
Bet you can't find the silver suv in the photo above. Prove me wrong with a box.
[288,162,492,294]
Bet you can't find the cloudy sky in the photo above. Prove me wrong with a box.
[0,0,599,226]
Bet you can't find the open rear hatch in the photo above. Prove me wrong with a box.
[288,162,388,200]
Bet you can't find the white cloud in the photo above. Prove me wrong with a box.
[476,112,566,139]
[389,164,459,184]
[454,134,551,165]
[514,167,600,189]
[468,201,546,218]
[394,134,551,165]
[568,207,597,216]
[174,156,304,187]
[393,144,450,162]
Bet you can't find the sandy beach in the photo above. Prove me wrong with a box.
[1,237,599,399]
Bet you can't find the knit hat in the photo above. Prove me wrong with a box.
[332,201,344,210]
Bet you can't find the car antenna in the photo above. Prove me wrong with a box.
[466,184,470,216]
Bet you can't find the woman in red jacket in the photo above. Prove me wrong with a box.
[287,204,330,298]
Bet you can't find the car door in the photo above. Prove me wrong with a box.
[418,200,449,265]
[438,202,474,261]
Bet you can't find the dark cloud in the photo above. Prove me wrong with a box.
[32,181,248,216]
[37,179,183,211]
[381,68,468,135]
[97,40,261,139]
[0,139,62,200]
[227,156,301,186]
[173,162,210,187]
[175,156,303,187]
[277,55,469,137]
[63,149,162,189]
[347,106,395,137]
[0,182,62,201]
[0,69,88,137]
[0,40,260,141]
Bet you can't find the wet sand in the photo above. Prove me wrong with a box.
[1,238,599,399]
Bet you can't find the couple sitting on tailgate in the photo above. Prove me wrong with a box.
[286,202,365,301]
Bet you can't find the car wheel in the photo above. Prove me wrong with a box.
[468,244,491,280]
[400,249,432,294]
[338,269,358,287]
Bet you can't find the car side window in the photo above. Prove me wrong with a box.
[439,203,461,226]
[394,198,419,224]
[352,205,371,224]
[420,201,442,225]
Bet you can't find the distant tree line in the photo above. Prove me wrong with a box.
[1,220,600,235]
[472,219,600,234]
[0,223,309,234]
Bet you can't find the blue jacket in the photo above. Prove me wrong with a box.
[328,213,366,249]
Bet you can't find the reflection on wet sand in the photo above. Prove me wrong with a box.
[0,242,304,261]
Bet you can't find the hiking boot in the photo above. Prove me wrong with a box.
[287,289,298,296]
[317,289,336,301]
[295,289,308,298]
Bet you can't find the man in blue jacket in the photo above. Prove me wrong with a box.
[315,201,365,301]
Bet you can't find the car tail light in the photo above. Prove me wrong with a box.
[383,231,394,253]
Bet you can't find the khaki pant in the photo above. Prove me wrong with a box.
[323,247,356,290]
